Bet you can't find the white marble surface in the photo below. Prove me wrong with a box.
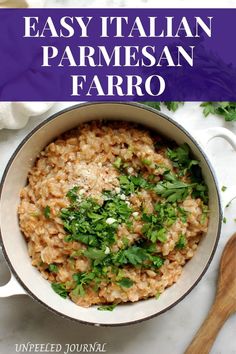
[1,1,236,354]
[1,102,236,354]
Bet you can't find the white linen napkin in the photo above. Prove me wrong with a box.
[0,102,54,129]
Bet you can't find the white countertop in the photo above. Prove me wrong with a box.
[0,101,236,354]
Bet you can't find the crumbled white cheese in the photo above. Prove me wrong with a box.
[132,212,139,217]
[106,217,117,224]
[105,247,110,255]
[120,194,126,200]
[115,187,121,194]
[127,167,134,174]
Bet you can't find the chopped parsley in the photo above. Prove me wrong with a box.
[154,176,191,203]
[143,101,236,122]
[165,144,208,203]
[119,174,150,195]
[142,158,152,166]
[176,234,187,249]
[113,157,122,169]
[97,304,117,311]
[65,245,164,296]
[61,191,132,248]
[66,186,79,203]
[117,277,134,288]
[223,217,227,224]
[119,169,208,204]
[71,272,96,297]
[48,264,58,273]
[56,186,169,299]
[113,246,164,269]
[221,185,227,192]
[51,283,68,298]
[83,248,107,262]
[113,246,149,266]
[141,203,177,244]
[44,206,51,219]
[167,143,199,177]
[200,102,236,121]
[143,101,184,112]
[152,256,165,268]
[201,205,209,225]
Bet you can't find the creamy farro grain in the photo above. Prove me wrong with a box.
[18,121,208,308]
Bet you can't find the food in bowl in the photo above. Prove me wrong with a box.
[18,121,209,308]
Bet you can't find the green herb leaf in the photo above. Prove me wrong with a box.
[142,102,161,110]
[113,157,122,169]
[61,189,132,248]
[167,144,199,178]
[66,186,79,202]
[44,206,51,219]
[51,283,68,298]
[113,246,149,266]
[48,264,58,273]
[142,158,152,166]
[142,102,183,112]
[97,304,117,311]
[154,179,191,203]
[176,234,187,249]
[72,284,85,297]
[83,248,106,261]
[151,256,164,268]
[117,277,134,288]
[164,102,184,112]
[148,229,167,243]
[200,102,236,121]
[119,174,151,195]
[144,101,236,122]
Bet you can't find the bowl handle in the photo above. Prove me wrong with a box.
[0,270,26,297]
[195,127,236,209]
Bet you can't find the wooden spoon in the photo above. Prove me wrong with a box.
[185,233,236,354]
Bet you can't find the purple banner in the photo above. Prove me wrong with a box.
[0,8,236,101]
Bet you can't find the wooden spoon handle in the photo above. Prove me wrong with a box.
[185,298,230,354]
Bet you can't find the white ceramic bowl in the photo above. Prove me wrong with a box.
[1,102,236,326]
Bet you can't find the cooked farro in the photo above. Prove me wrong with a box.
[18,121,209,308]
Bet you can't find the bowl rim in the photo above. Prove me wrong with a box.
[0,101,222,327]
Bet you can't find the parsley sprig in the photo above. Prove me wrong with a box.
[166,143,199,176]
[61,191,132,248]
[141,202,186,243]
[143,102,184,112]
[166,145,208,203]
[200,102,236,121]
[51,283,68,298]
[119,170,207,204]
[176,234,187,249]
[143,101,236,122]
